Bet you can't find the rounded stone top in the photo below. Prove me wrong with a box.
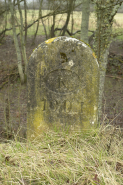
[30,36,99,68]
[31,36,99,67]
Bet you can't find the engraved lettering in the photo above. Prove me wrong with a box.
[65,100,72,112]
[41,99,46,111]
[44,69,81,94]
[58,100,66,112]
[58,76,67,89]
[49,100,58,111]
[81,102,84,113]
[41,99,83,114]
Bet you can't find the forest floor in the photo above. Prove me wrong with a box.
[0,35,123,140]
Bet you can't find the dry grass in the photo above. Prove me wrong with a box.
[0,125,123,185]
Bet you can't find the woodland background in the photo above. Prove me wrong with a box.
[0,1,123,184]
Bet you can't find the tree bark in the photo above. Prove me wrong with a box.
[32,0,43,44]
[41,18,48,39]
[9,0,24,84]
[50,13,56,37]
[94,0,122,122]
[24,0,27,44]
[61,0,74,36]
[81,0,90,43]
[98,48,110,121]
[17,0,27,75]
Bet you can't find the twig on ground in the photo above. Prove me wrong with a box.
[106,75,122,79]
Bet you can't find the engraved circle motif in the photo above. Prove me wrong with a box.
[44,69,81,94]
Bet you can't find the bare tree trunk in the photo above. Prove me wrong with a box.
[9,0,24,84]
[24,0,27,44]
[3,0,8,40]
[48,0,61,38]
[17,0,27,75]
[94,0,121,122]
[32,0,43,45]
[71,11,74,34]
[50,13,55,37]
[5,0,8,29]
[62,0,74,36]
[0,0,8,42]
[98,48,109,121]
[41,18,48,39]
[81,0,90,43]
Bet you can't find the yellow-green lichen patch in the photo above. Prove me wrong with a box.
[45,37,57,44]
[92,52,97,59]
[27,107,49,139]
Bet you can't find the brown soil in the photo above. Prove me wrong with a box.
[0,36,123,140]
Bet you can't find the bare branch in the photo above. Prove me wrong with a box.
[0,0,24,16]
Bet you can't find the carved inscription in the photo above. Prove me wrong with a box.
[44,69,80,94]
[41,99,83,114]
[43,69,83,114]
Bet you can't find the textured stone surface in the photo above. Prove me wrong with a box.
[27,36,99,138]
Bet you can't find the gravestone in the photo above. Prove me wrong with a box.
[27,36,99,138]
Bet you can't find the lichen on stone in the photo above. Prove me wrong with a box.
[45,37,57,44]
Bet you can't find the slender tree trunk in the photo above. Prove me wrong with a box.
[98,48,110,121]
[5,0,7,28]
[51,13,55,37]
[94,1,121,122]
[3,0,8,40]
[81,0,90,43]
[17,0,27,75]
[62,0,74,36]
[32,0,43,45]
[41,18,48,39]
[71,11,74,34]
[9,0,24,84]
[24,0,27,44]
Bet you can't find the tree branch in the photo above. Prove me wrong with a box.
[0,0,24,16]
[109,4,121,23]
[1,1,83,37]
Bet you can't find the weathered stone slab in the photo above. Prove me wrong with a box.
[27,36,99,138]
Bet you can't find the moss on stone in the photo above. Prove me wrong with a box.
[27,36,99,139]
